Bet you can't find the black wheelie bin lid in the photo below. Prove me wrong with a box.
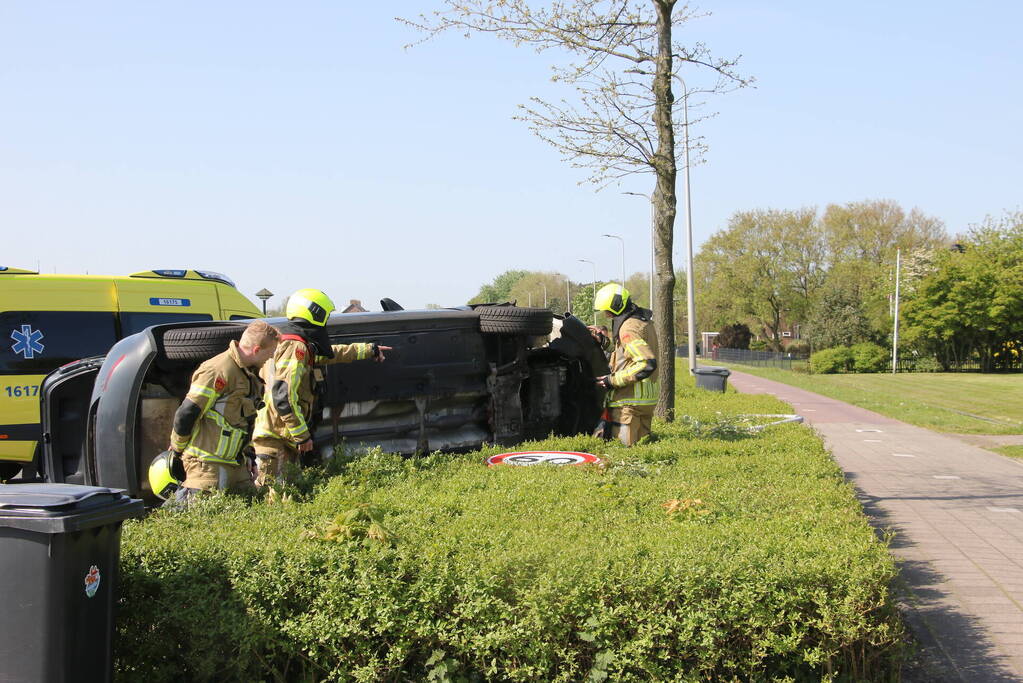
[0,483,144,534]
[691,365,731,376]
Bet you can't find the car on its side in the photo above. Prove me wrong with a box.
[39,303,608,503]
[0,267,261,479]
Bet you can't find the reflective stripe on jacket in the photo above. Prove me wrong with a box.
[252,336,374,446]
[608,315,660,408]
[169,341,261,465]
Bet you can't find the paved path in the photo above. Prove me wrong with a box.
[728,369,1023,682]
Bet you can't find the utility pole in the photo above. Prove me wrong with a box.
[892,248,901,374]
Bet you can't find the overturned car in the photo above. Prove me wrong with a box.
[39,304,608,503]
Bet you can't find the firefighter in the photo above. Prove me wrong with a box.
[162,320,280,504]
[251,288,391,485]
[592,283,659,445]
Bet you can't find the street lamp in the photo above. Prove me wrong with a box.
[255,288,273,316]
[622,191,655,309]
[602,234,625,289]
[578,259,597,325]
[675,74,697,374]
[542,282,548,308]
[892,248,901,374]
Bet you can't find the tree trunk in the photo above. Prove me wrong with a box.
[652,0,677,421]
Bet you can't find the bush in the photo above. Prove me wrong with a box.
[785,340,810,358]
[810,346,854,373]
[115,369,904,681]
[749,339,769,351]
[716,323,752,350]
[909,356,942,372]
[850,342,889,373]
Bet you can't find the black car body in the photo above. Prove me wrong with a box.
[39,306,607,503]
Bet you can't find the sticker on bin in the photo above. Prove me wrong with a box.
[486,451,602,467]
[84,565,101,598]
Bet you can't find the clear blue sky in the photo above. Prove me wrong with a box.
[2,1,1020,310]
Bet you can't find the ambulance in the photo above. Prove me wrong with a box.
[0,267,260,478]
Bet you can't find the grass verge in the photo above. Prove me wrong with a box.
[719,364,1023,435]
[116,374,905,682]
[992,445,1023,460]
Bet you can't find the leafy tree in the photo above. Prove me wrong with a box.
[697,208,824,349]
[804,287,872,351]
[716,323,751,350]
[402,1,751,421]
[901,211,1023,371]
[508,271,573,312]
[572,281,612,327]
[821,199,948,338]
[469,270,530,304]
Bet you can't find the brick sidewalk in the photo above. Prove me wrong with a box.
[727,369,1023,682]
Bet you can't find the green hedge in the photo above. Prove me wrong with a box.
[115,379,904,681]
[810,346,854,373]
[850,342,889,373]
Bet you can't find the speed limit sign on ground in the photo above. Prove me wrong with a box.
[485,451,602,467]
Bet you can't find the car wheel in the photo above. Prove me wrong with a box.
[476,306,553,336]
[162,325,245,361]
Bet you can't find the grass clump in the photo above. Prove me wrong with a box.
[115,373,905,681]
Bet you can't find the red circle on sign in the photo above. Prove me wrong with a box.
[485,451,602,467]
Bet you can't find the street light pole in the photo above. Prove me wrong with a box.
[542,283,548,308]
[892,248,901,374]
[578,259,597,325]
[602,234,625,289]
[676,75,697,374]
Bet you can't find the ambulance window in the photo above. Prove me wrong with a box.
[0,311,118,374]
[119,312,214,337]
[230,315,254,321]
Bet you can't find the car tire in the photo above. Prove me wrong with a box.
[476,306,553,336]
[162,325,245,361]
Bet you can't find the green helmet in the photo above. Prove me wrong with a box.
[286,288,335,327]
[148,450,184,500]
[594,283,630,316]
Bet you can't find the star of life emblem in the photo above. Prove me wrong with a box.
[11,325,45,359]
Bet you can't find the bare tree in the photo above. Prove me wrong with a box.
[399,1,749,420]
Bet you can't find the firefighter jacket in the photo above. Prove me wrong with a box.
[169,341,262,465]
[252,329,376,446]
[606,309,660,408]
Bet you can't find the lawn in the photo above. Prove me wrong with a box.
[116,368,905,681]
[719,365,1023,435]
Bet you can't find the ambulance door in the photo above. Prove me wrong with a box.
[0,277,117,469]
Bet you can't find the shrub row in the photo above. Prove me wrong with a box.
[810,343,889,373]
[115,376,905,681]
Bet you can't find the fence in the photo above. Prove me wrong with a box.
[676,346,799,370]
[895,357,1022,373]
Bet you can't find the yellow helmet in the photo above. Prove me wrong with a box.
[286,288,335,326]
[148,450,184,500]
[594,283,630,315]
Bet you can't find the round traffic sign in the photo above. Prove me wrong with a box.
[485,451,602,467]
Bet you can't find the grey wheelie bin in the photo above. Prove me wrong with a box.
[0,484,144,683]
[692,365,731,392]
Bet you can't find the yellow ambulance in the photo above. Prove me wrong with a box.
[0,267,261,477]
